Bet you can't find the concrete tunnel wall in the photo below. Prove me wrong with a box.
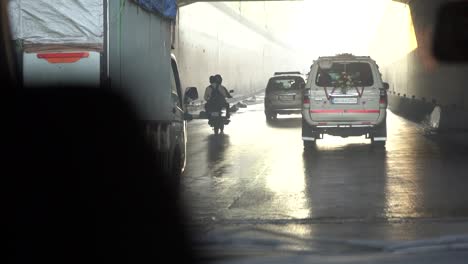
[370,0,468,130]
[174,2,302,101]
[107,0,301,120]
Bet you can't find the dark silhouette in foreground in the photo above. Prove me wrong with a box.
[5,87,198,263]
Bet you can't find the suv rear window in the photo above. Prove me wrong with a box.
[266,77,305,91]
[315,62,374,87]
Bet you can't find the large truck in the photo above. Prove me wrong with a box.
[8,0,104,87]
[9,0,198,182]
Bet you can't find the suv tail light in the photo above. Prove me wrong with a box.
[303,89,310,104]
[379,89,387,108]
[379,96,387,108]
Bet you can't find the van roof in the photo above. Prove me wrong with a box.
[316,53,375,62]
[274,71,302,76]
[270,74,305,79]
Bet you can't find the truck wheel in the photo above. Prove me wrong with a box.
[157,151,171,183]
[170,148,182,195]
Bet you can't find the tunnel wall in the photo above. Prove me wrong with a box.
[370,0,468,130]
[174,2,301,99]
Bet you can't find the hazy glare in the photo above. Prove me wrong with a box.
[222,0,419,71]
[272,0,389,55]
[178,0,418,90]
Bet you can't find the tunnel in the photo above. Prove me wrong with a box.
[172,0,468,131]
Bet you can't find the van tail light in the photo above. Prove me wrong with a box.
[303,89,310,104]
[379,89,388,108]
[379,97,388,109]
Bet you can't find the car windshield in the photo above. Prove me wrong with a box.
[316,62,374,87]
[267,77,304,90]
[6,0,468,263]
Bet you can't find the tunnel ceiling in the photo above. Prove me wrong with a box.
[179,0,410,3]
[179,0,410,7]
[178,0,302,7]
[179,0,413,6]
[181,0,411,6]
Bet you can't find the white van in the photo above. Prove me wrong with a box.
[302,54,389,148]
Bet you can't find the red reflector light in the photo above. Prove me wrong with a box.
[318,122,328,126]
[37,52,90,64]
[303,98,310,104]
[310,109,343,113]
[346,109,380,113]
[361,122,372,125]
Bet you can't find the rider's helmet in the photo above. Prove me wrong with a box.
[214,74,223,85]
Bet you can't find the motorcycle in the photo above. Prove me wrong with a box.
[202,90,234,135]
[208,108,231,135]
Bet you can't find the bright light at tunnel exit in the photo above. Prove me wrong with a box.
[368,0,418,66]
[285,0,417,65]
[288,0,387,56]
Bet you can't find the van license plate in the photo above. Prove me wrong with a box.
[279,95,294,101]
[211,112,220,117]
[332,98,358,104]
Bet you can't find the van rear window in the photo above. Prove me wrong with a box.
[315,62,373,87]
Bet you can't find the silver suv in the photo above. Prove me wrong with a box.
[264,72,306,121]
[302,54,389,148]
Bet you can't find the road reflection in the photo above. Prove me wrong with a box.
[207,134,230,162]
[185,104,468,226]
[263,140,309,219]
[384,112,468,218]
[303,142,387,219]
[206,134,231,177]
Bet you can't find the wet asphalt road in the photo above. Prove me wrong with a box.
[182,96,468,243]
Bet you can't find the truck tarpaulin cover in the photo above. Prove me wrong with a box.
[9,0,103,50]
[132,0,177,19]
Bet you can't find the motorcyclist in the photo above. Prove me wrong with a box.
[204,74,232,118]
